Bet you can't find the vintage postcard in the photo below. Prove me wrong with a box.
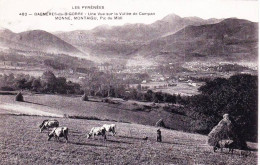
[0,0,258,164]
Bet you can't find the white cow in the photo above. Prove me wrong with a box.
[48,127,69,143]
[87,127,106,140]
[39,119,59,132]
[102,124,116,136]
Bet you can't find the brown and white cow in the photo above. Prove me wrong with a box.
[48,127,69,143]
[39,119,59,132]
[87,127,106,140]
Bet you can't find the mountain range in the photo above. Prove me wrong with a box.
[55,14,223,56]
[135,18,258,63]
[0,14,258,66]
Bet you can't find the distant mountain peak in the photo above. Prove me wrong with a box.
[161,13,182,22]
[93,24,112,31]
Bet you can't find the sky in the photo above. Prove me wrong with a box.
[0,0,258,32]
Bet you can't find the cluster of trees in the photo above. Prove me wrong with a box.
[87,84,127,98]
[81,72,176,103]
[86,84,177,104]
[185,74,257,142]
[78,66,175,103]
[0,71,82,94]
[123,89,177,103]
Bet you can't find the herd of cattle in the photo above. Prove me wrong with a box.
[39,119,250,156]
[39,119,116,143]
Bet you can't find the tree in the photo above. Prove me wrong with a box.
[152,92,163,103]
[144,90,153,101]
[14,78,27,89]
[56,77,67,94]
[108,85,115,97]
[41,71,57,93]
[137,84,142,91]
[188,74,257,142]
[129,88,138,100]
[32,78,42,92]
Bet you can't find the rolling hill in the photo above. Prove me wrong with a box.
[0,29,84,56]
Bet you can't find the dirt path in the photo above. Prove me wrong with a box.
[0,103,63,117]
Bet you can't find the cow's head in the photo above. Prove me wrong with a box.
[48,132,54,141]
[39,122,44,128]
[39,120,48,129]
[40,126,46,132]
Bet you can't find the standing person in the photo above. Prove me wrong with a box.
[157,129,162,142]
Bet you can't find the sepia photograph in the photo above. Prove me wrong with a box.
[0,0,258,164]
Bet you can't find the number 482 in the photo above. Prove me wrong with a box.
[19,13,27,16]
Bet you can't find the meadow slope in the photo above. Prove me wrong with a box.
[0,115,257,165]
[0,94,257,164]
[0,94,192,132]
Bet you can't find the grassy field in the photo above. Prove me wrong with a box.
[0,94,192,132]
[0,94,257,164]
[0,115,257,165]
